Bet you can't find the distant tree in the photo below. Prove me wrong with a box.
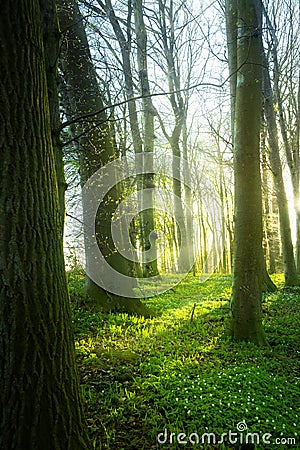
[82,0,159,277]
[205,109,234,274]
[154,0,192,272]
[58,0,152,315]
[261,142,282,275]
[263,0,300,272]
[263,55,299,286]
[134,0,159,277]
[0,0,90,447]
[225,0,237,139]
[226,0,268,344]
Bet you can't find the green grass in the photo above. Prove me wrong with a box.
[69,272,300,449]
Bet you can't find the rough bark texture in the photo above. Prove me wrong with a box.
[0,1,90,448]
[228,0,268,345]
[58,0,152,316]
[41,0,67,228]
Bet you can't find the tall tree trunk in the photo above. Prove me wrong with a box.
[228,0,268,345]
[134,0,159,277]
[296,73,300,269]
[0,1,90,448]
[225,0,238,140]
[260,142,277,292]
[182,118,194,272]
[58,0,152,316]
[264,59,299,286]
[41,0,67,228]
[262,143,272,270]
[263,6,300,273]
[156,0,190,273]
[95,0,158,278]
[171,138,190,272]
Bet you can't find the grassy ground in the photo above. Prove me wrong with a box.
[69,273,300,449]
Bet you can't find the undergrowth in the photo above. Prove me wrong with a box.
[69,272,300,449]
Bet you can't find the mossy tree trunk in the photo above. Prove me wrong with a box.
[226,0,268,345]
[226,0,276,294]
[41,0,67,229]
[0,1,90,448]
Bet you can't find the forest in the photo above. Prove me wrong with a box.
[0,0,299,449]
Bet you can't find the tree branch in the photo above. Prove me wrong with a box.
[60,66,249,131]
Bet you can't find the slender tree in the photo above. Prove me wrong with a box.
[263,1,300,271]
[84,0,159,277]
[133,0,159,277]
[154,0,193,272]
[261,125,284,276]
[0,0,90,447]
[225,0,238,140]
[58,0,152,315]
[226,0,268,344]
[264,57,299,286]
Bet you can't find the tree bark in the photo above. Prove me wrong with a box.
[0,1,90,448]
[41,0,67,229]
[228,0,268,345]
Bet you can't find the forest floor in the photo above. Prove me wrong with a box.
[69,273,300,449]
